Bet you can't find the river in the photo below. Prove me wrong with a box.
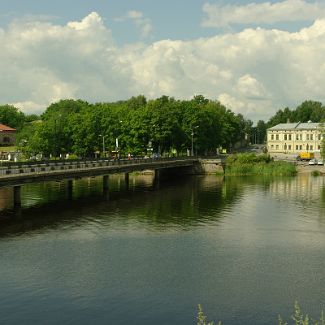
[0,173,325,324]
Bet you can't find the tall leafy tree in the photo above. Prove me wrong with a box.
[0,105,25,129]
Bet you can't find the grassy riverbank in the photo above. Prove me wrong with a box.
[225,153,297,176]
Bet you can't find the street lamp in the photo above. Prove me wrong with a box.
[115,120,123,151]
[99,134,106,156]
[191,126,199,156]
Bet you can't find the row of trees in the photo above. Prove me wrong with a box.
[4,97,325,159]
[254,100,325,144]
[5,95,253,158]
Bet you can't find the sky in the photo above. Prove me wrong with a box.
[1,0,325,123]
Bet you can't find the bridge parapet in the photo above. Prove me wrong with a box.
[0,157,197,187]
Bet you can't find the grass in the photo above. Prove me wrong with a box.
[224,153,297,176]
[0,146,17,152]
[197,302,325,325]
[197,305,221,325]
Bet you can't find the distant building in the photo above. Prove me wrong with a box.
[267,121,324,154]
[0,124,16,146]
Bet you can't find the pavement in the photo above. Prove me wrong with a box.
[269,153,325,174]
[296,164,325,174]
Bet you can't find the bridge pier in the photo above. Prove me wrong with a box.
[13,185,21,206]
[103,175,109,199]
[67,180,73,200]
[125,173,129,189]
[154,169,160,187]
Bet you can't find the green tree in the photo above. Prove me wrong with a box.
[0,104,25,129]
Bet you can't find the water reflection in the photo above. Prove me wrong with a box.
[1,174,325,238]
[1,174,325,324]
[0,175,230,237]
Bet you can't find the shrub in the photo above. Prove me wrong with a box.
[224,153,296,176]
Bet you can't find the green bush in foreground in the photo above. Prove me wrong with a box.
[197,305,221,325]
[225,153,296,176]
[197,302,325,325]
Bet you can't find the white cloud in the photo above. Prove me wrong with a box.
[3,12,325,122]
[202,0,325,28]
[67,11,105,31]
[237,74,268,99]
[115,10,153,38]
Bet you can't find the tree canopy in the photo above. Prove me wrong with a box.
[16,96,253,158]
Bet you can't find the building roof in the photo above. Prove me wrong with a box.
[268,122,321,131]
[0,124,16,132]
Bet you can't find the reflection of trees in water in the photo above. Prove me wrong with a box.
[4,174,322,238]
[0,175,248,238]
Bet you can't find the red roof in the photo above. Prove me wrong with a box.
[0,124,16,132]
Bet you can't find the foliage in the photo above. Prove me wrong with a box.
[267,100,325,128]
[279,301,325,325]
[225,153,296,176]
[252,120,267,144]
[311,170,321,177]
[0,104,25,129]
[198,302,325,325]
[197,305,221,325]
[226,153,272,164]
[15,96,253,158]
[12,97,325,158]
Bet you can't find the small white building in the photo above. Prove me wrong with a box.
[267,121,324,154]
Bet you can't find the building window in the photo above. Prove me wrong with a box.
[300,145,302,150]
[271,145,274,149]
[306,134,309,140]
[296,134,299,140]
[276,134,279,140]
[310,145,313,150]
[284,134,287,140]
[318,145,321,150]
[276,145,279,150]
[318,134,321,140]
[300,134,302,140]
[288,145,291,150]
[271,134,274,140]
[296,145,298,150]
[310,134,313,140]
[289,134,292,140]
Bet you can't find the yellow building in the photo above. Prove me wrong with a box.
[267,121,323,154]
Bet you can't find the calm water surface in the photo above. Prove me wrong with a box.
[0,174,325,324]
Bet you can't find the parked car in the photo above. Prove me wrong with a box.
[318,159,324,165]
[309,158,318,165]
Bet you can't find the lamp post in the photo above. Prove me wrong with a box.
[191,126,199,156]
[116,120,123,151]
[99,134,106,156]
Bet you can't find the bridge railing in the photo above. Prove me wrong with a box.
[0,156,197,176]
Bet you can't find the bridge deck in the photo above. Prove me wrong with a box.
[0,157,197,187]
